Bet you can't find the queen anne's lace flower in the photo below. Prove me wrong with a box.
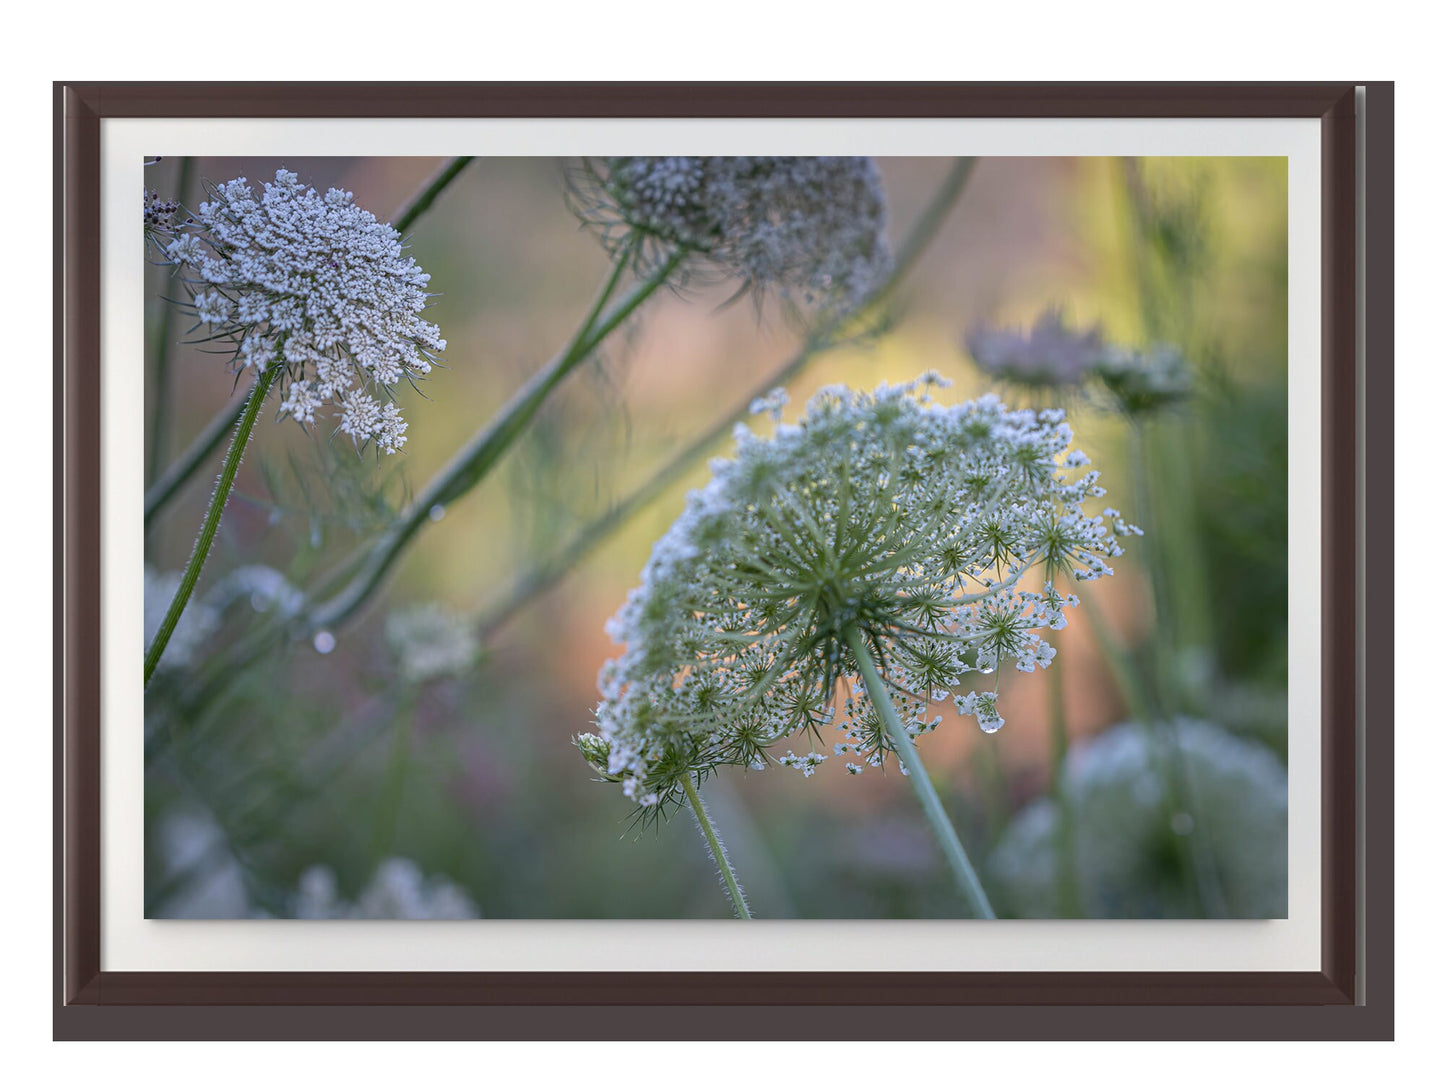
[386,603,481,683]
[582,374,1132,813]
[965,309,1105,389]
[576,157,893,316]
[156,169,445,454]
[987,719,1287,917]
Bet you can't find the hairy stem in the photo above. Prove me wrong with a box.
[145,363,280,686]
[681,773,752,919]
[307,249,678,633]
[844,626,996,919]
[145,395,248,527]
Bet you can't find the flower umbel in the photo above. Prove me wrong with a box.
[586,374,1131,813]
[155,169,446,454]
[573,157,893,316]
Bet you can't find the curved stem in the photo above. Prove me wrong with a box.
[393,156,473,233]
[476,158,980,639]
[680,773,752,919]
[844,625,996,919]
[308,250,679,633]
[145,363,279,686]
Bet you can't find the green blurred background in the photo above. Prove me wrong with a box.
[143,156,1288,919]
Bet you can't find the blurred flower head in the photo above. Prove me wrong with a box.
[385,603,481,684]
[584,374,1132,813]
[964,309,1104,390]
[988,718,1287,918]
[1094,343,1193,416]
[294,858,480,919]
[153,169,446,455]
[574,156,893,316]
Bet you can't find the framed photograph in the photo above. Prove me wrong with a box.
[56,82,1393,1039]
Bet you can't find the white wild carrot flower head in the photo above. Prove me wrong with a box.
[385,603,481,684]
[965,309,1105,390]
[988,719,1287,918]
[573,157,893,316]
[582,373,1134,815]
[154,169,446,455]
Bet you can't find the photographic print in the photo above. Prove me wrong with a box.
[141,154,1289,921]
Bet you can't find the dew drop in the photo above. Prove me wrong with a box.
[979,665,996,675]
[978,716,1006,734]
[428,504,446,522]
[313,630,336,654]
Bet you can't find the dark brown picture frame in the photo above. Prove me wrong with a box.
[55,81,1394,1040]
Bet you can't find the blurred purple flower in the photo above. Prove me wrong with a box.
[964,309,1104,389]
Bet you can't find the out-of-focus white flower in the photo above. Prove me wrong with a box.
[144,565,220,672]
[156,169,445,455]
[151,810,262,919]
[988,718,1287,918]
[576,157,893,316]
[385,603,480,683]
[204,564,306,620]
[582,374,1132,814]
[293,858,480,919]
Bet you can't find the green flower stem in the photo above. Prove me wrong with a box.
[680,773,752,919]
[372,690,417,862]
[844,625,996,919]
[145,362,280,686]
[1126,419,1180,717]
[143,157,474,529]
[1046,656,1083,918]
[475,158,980,640]
[145,395,248,527]
[307,249,680,633]
[147,155,195,489]
[1124,422,1229,917]
[393,156,474,233]
[149,249,678,758]
[1074,590,1150,723]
